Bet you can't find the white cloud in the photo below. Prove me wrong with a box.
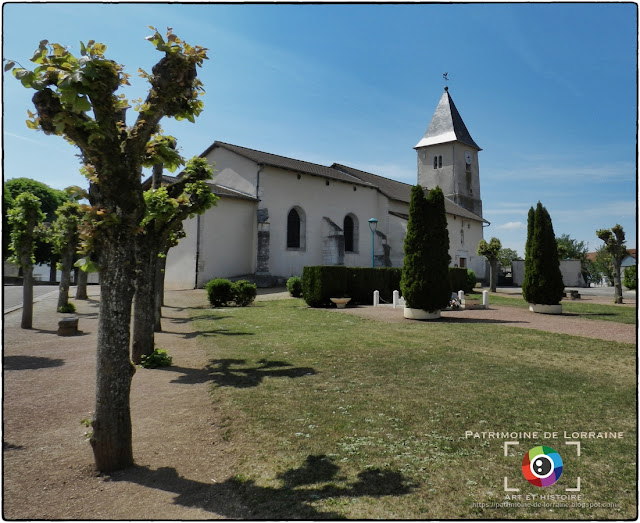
[497,221,526,230]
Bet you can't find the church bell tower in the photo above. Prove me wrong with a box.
[415,87,483,217]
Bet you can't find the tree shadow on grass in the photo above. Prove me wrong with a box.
[160,358,317,388]
[4,355,65,370]
[106,454,417,519]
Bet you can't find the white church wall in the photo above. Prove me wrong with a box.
[258,165,388,278]
[207,147,258,197]
[197,197,257,286]
[164,214,198,290]
[448,215,486,279]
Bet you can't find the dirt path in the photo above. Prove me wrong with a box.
[332,303,637,344]
[3,289,249,519]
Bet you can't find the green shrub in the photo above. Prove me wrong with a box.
[302,266,348,307]
[623,265,636,290]
[466,269,477,292]
[233,280,257,307]
[301,266,404,307]
[522,202,565,305]
[347,267,402,305]
[140,348,173,369]
[58,302,76,313]
[205,278,235,307]
[287,276,303,297]
[448,268,468,294]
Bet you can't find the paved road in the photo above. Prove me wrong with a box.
[3,285,60,313]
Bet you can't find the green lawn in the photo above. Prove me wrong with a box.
[483,293,637,325]
[190,299,636,519]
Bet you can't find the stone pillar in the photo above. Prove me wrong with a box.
[482,290,489,308]
[393,290,400,308]
[373,290,380,307]
[257,208,270,275]
[458,290,465,302]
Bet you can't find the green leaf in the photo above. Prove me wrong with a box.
[73,95,92,113]
[79,41,87,56]
[4,61,15,72]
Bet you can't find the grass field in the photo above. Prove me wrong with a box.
[192,299,636,519]
[481,293,637,325]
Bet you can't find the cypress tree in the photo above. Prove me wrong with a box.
[400,185,451,313]
[401,186,430,309]
[522,202,564,305]
[423,186,451,311]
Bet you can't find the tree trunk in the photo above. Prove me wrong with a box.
[57,246,74,310]
[154,255,166,332]
[613,258,623,304]
[21,265,34,329]
[90,237,136,472]
[489,259,498,293]
[49,259,57,283]
[131,241,158,364]
[76,269,88,299]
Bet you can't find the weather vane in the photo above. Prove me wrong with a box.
[443,72,450,89]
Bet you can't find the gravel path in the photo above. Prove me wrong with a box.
[332,302,637,344]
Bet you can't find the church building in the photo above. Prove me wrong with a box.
[164,88,489,289]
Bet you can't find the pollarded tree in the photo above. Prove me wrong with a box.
[477,237,501,292]
[7,192,45,328]
[596,224,626,304]
[132,157,217,364]
[8,28,208,472]
[51,201,82,311]
[522,202,565,307]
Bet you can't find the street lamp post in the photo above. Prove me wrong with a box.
[368,218,378,268]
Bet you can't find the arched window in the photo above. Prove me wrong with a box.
[343,213,359,253]
[287,206,306,250]
[438,155,442,168]
[433,156,438,169]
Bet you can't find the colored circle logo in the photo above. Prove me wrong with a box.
[522,446,563,487]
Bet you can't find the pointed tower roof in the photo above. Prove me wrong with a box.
[414,87,481,150]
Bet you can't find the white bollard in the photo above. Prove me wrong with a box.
[482,290,489,308]
[373,290,380,307]
[393,290,400,309]
[458,290,465,302]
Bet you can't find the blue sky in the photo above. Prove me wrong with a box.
[3,2,637,255]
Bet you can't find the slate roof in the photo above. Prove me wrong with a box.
[202,141,376,189]
[332,163,488,223]
[414,87,481,150]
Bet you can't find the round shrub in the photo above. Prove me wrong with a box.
[205,278,235,307]
[287,276,303,297]
[233,280,257,307]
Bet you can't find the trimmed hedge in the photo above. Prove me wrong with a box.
[302,266,402,307]
[302,266,348,308]
[347,267,402,305]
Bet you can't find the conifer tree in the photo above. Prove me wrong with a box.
[401,186,430,310]
[423,186,451,311]
[401,185,451,313]
[522,202,564,305]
